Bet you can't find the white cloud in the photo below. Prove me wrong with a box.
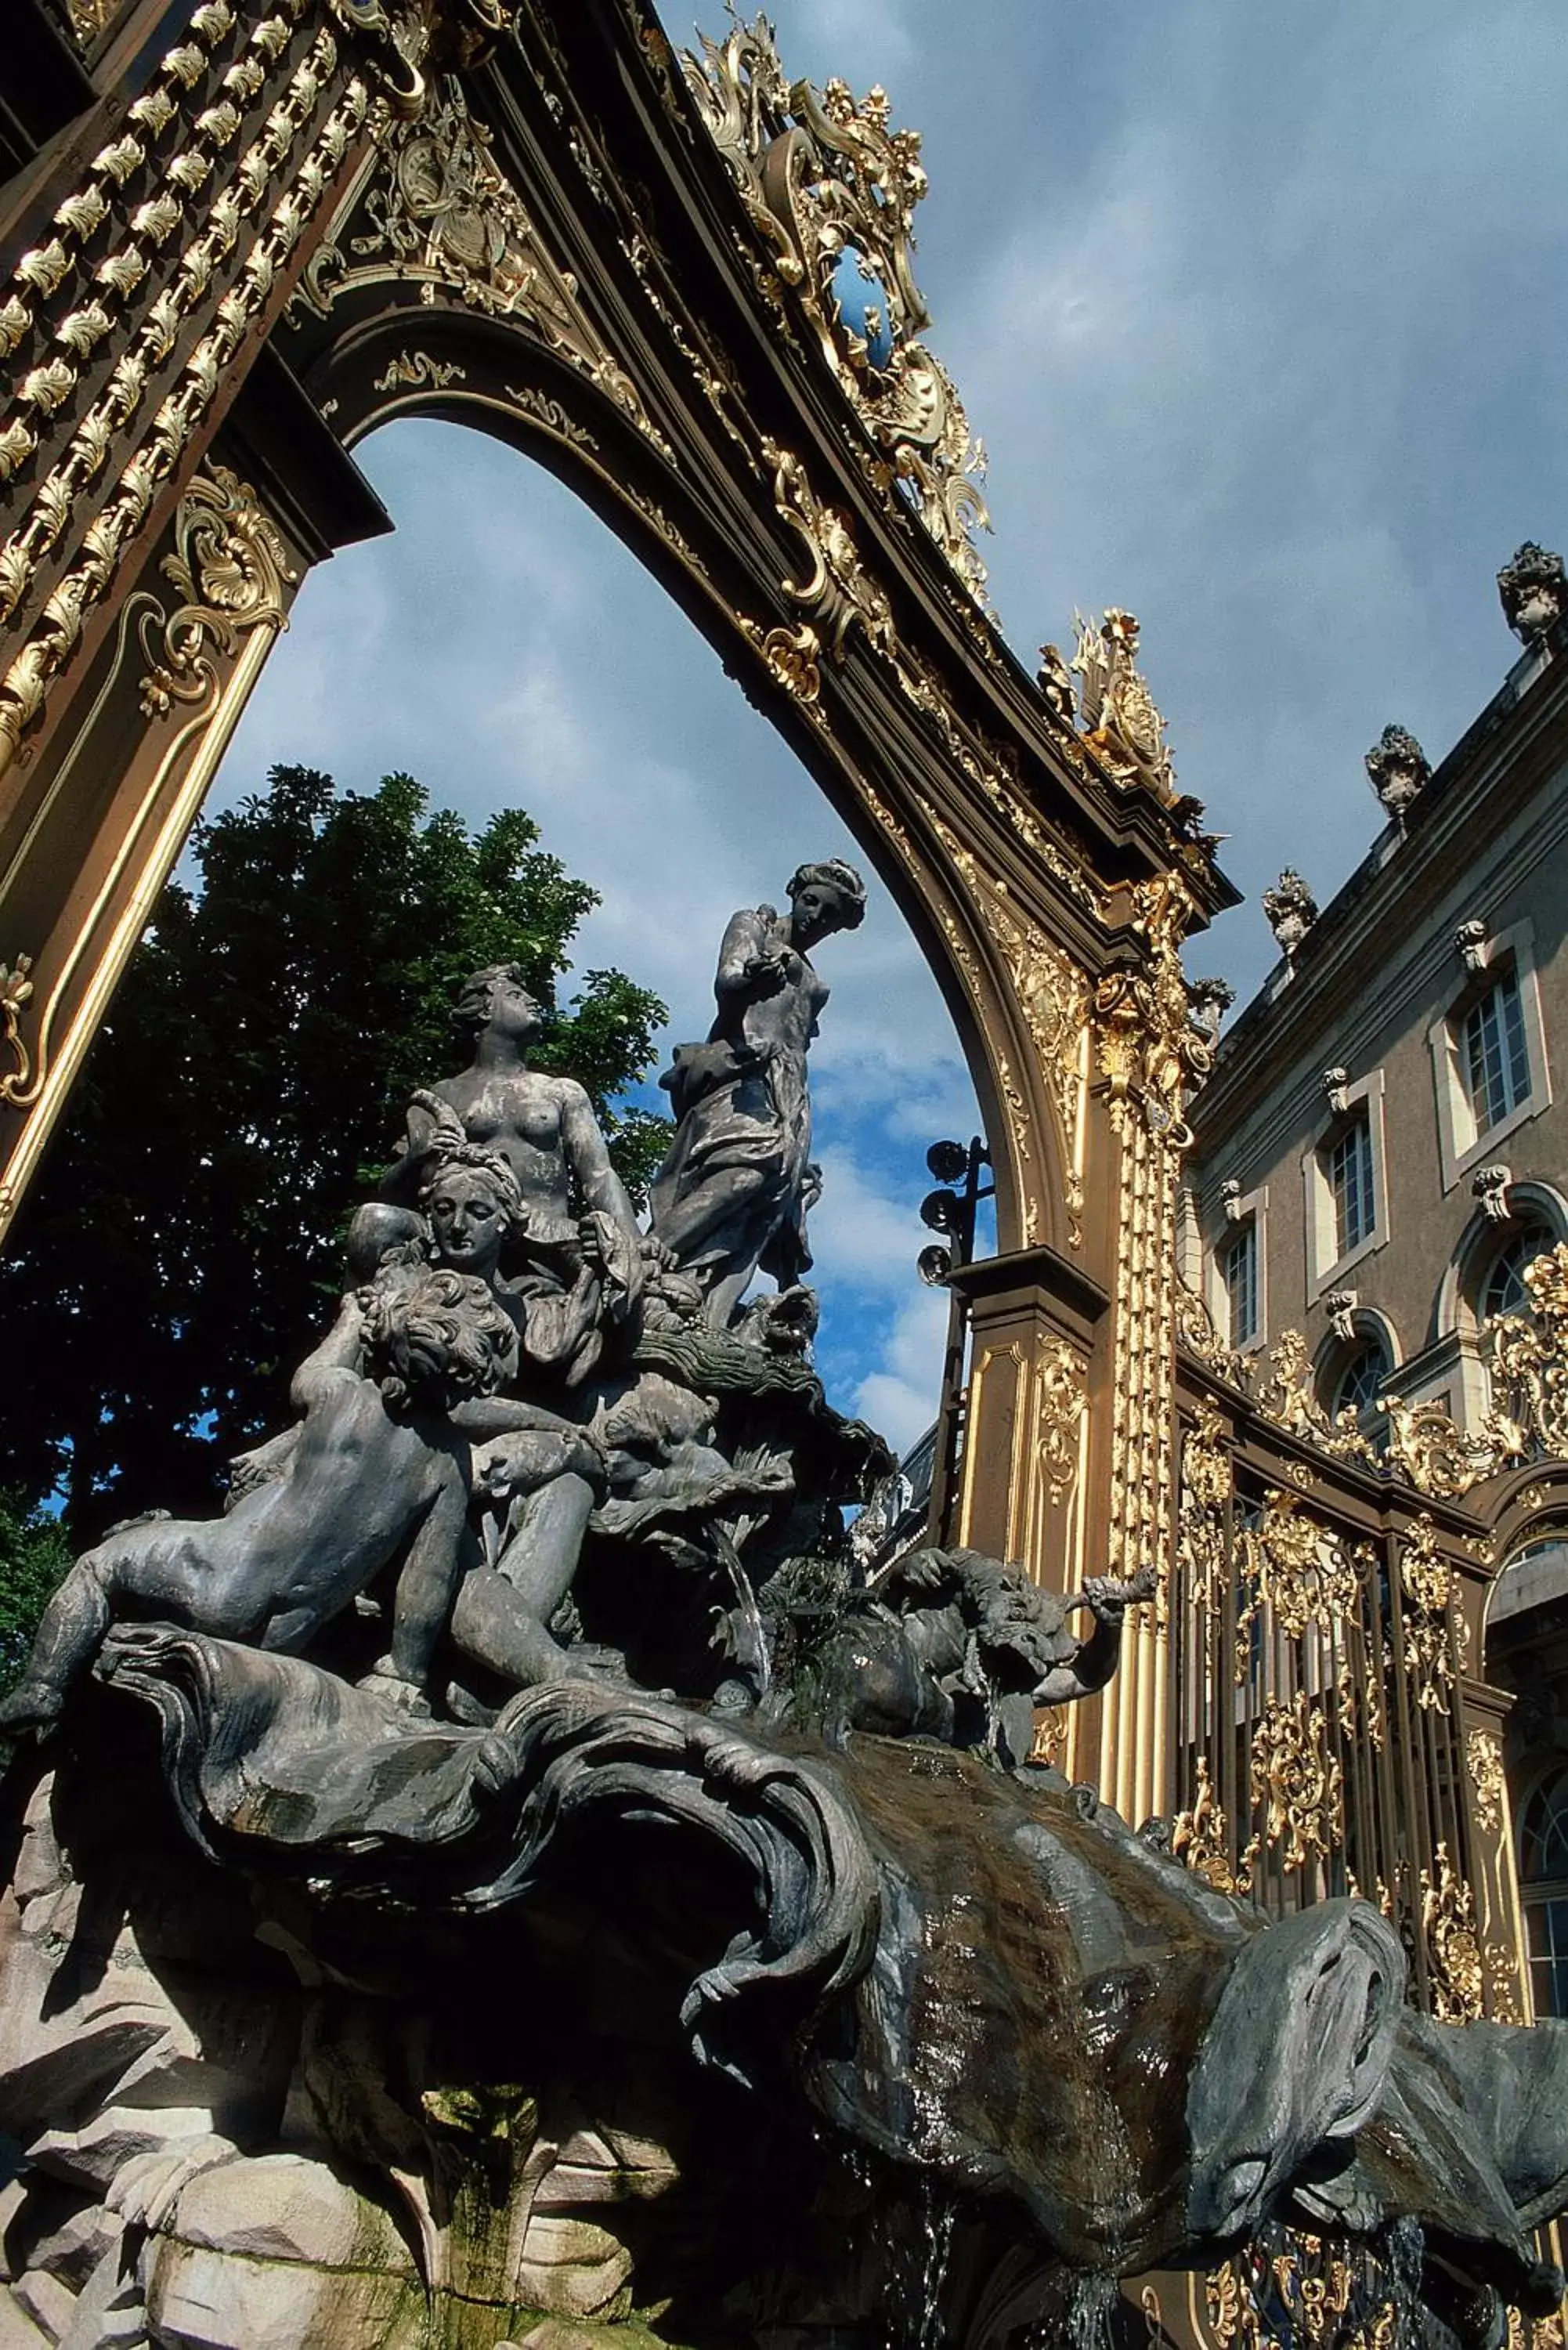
[854,1286,949,1457]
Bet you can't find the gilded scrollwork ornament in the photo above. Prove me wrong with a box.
[1398,1514,1460,1714]
[1036,1340,1086,1509]
[1179,1402,1232,1618]
[0,960,37,1109]
[323,0,432,117]
[1172,1755,1255,1896]
[1422,1842,1485,2022]
[1490,1243,1568,1458]
[1069,608,1177,801]
[678,14,992,603]
[136,465,298,719]
[735,618,825,714]
[1240,1489,1357,1645]
[1380,1394,1523,1499]
[1468,1729,1506,1838]
[372,349,468,392]
[1095,874,1209,1146]
[1205,2234,1397,2350]
[761,439,894,663]
[1249,1690,1343,1873]
[1173,1272,1248,1386]
[302,78,675,463]
[1,465,297,1128]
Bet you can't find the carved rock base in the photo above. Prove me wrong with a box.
[0,1748,682,2350]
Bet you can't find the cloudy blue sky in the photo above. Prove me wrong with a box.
[208,0,1568,1450]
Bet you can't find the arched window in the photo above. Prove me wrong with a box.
[1482,1230,1548,1324]
[1519,1766,1568,2018]
[1335,1339,1391,1419]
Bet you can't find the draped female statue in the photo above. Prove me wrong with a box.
[649,859,865,1325]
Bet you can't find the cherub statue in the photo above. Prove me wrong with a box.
[0,1266,518,1736]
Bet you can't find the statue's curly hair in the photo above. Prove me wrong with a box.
[452,962,547,1036]
[410,1090,529,1242]
[362,1265,518,1414]
[786,859,866,930]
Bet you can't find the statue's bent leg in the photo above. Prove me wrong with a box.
[450,1472,596,1688]
[0,1551,117,1727]
[0,1520,273,1732]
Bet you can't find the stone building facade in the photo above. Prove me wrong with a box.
[1186,541,1568,2015]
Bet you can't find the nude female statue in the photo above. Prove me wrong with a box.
[0,1267,519,1734]
[649,860,866,1325]
[380,964,647,1383]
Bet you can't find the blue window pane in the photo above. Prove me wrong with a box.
[1336,1343,1389,1417]
[1464,967,1532,1135]
[1328,1114,1375,1258]
[1223,1223,1257,1347]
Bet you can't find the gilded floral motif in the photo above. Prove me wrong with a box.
[1422,1842,1485,2022]
[1467,1729,1506,1838]
[1249,1691,1343,1873]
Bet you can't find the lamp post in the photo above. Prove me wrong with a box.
[919,1136,993,1543]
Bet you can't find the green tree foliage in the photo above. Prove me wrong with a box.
[0,1497,70,1701]
[0,766,670,1538]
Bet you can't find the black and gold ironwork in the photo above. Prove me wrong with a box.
[8,6,1568,2345]
[0,0,1237,1672]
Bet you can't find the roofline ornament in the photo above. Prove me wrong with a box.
[1497,540,1567,646]
[1364,724,1430,826]
[1262,869,1317,959]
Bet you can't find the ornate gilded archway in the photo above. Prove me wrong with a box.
[0,0,1231,1755]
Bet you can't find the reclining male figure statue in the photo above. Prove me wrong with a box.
[0,1264,522,1737]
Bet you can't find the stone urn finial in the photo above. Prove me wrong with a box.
[1364,725,1430,823]
[1498,541,1567,645]
[1263,869,1317,957]
[1187,975,1236,1045]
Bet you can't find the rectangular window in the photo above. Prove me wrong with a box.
[1222,1221,1258,1347]
[1328,1113,1375,1259]
[1464,967,1532,1135]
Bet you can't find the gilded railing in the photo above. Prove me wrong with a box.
[1165,1363,1526,2026]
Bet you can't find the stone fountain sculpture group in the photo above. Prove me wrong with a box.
[2,859,1567,2350]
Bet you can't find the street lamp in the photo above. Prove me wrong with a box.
[918,1136,992,1541]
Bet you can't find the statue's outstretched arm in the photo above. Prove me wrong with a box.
[289,1295,365,1412]
[1033,1564,1160,1706]
[559,1080,641,1238]
[450,1395,586,1438]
